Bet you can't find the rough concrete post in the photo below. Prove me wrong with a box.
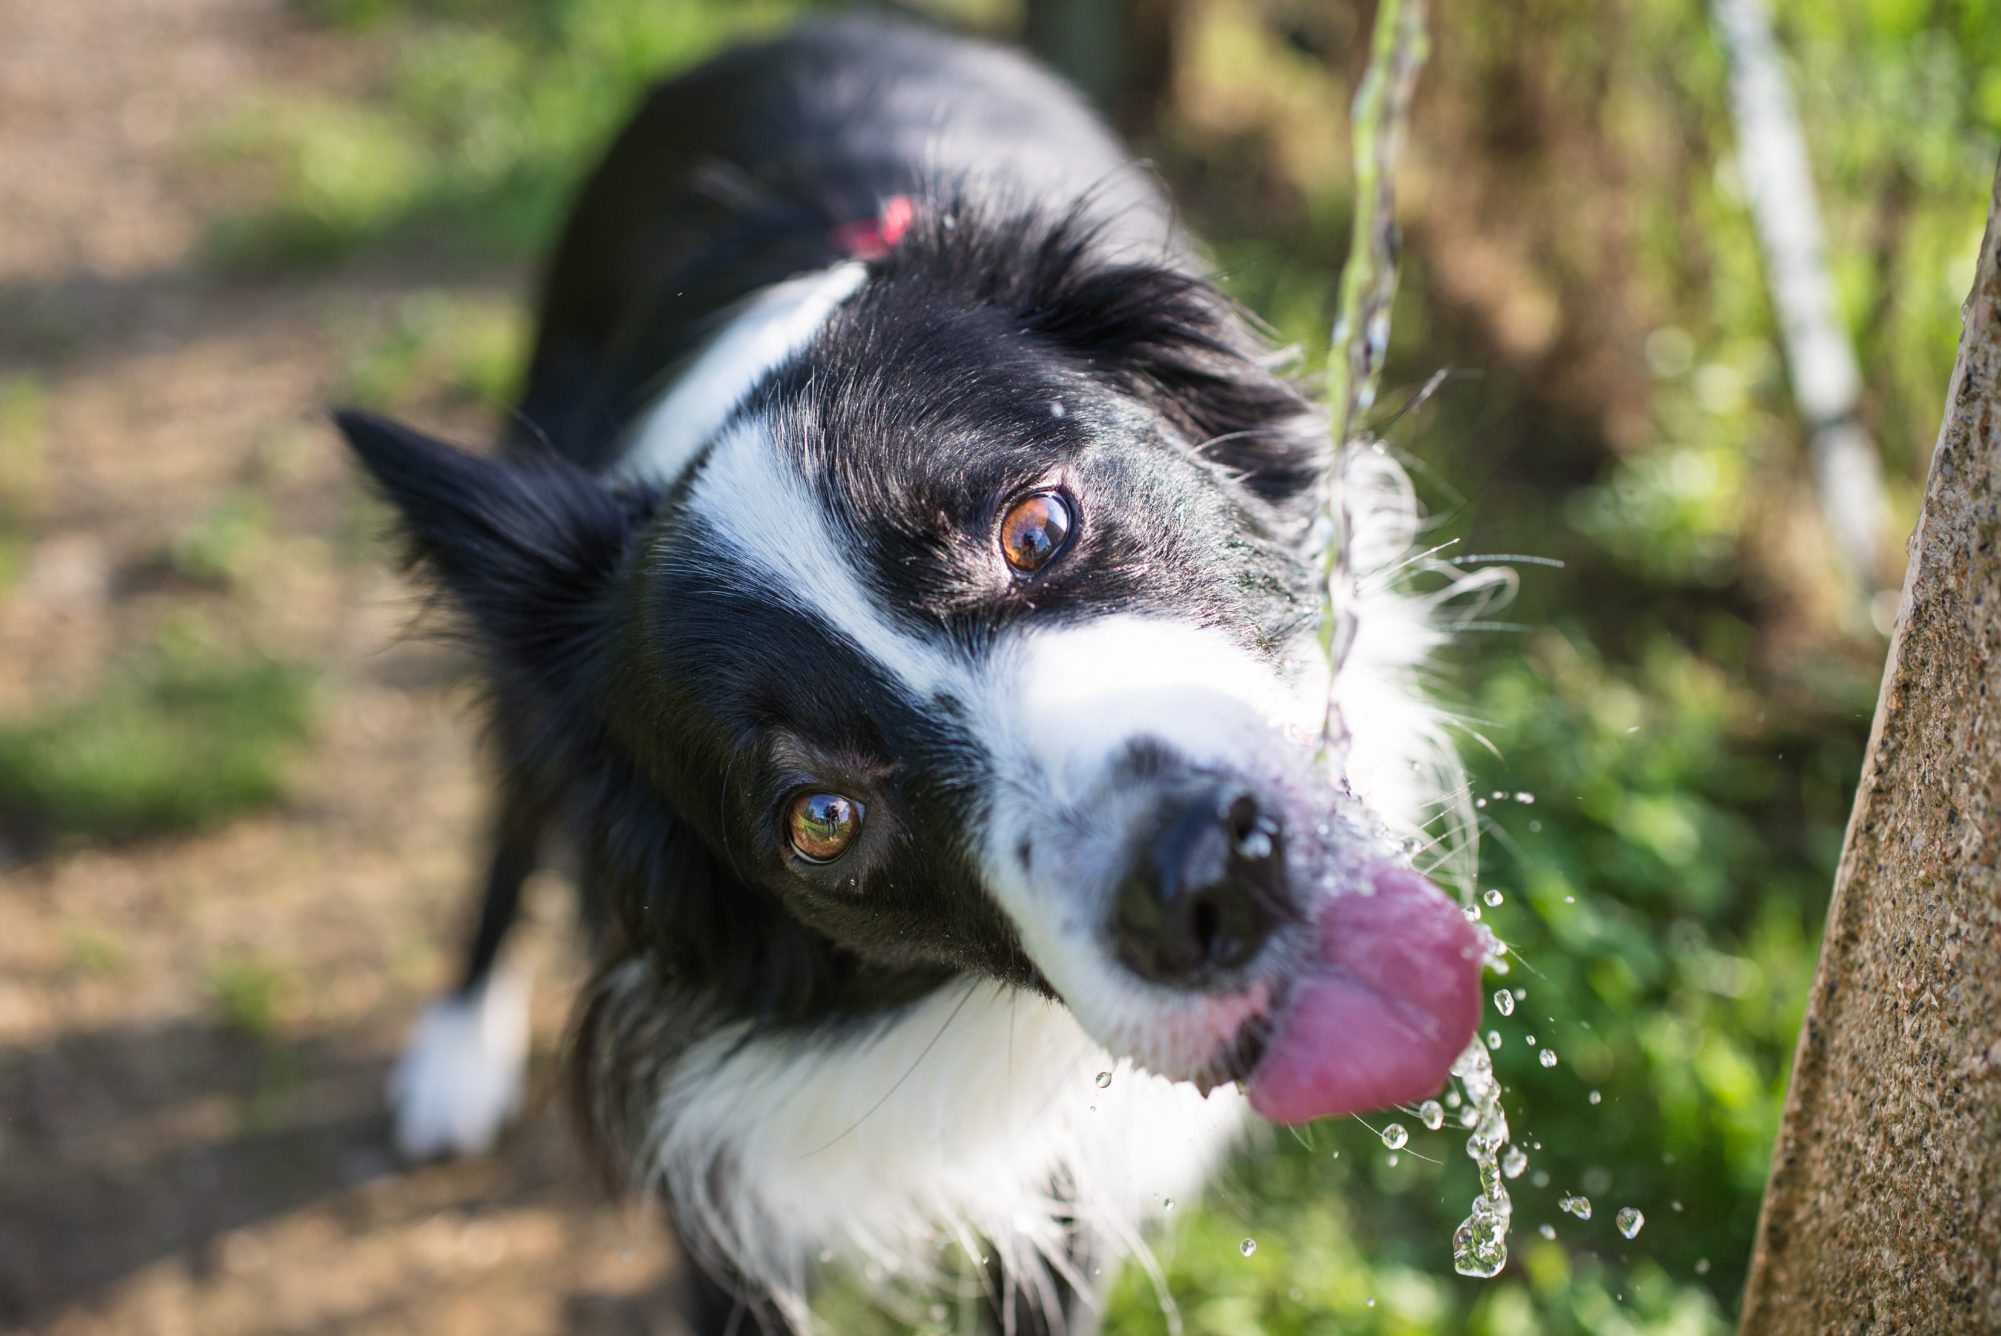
[1740,157,2001,1331]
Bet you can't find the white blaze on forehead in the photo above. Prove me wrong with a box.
[614,261,868,491]
[683,419,959,700]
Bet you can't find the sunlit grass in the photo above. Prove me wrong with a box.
[0,646,316,842]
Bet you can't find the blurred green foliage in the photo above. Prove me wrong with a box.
[192,0,1999,1328]
[0,633,315,843]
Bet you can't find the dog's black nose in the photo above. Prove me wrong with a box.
[1111,785,1287,986]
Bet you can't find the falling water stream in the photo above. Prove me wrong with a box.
[1315,0,1536,1282]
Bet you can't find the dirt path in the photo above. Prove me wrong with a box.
[0,2,682,1332]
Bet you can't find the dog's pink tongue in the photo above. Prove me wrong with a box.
[1247,866,1483,1124]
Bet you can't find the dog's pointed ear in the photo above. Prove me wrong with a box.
[335,410,636,667]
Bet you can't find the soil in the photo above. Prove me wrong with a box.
[0,1,684,1331]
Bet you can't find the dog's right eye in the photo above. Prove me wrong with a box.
[999,489,1075,575]
[787,791,864,863]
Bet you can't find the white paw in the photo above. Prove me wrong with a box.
[388,969,530,1160]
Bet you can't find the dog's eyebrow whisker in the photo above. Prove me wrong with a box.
[1360,536,1462,590]
[797,985,976,1158]
[1448,552,1565,569]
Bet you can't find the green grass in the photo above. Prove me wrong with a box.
[207,951,291,1038]
[0,375,49,592]
[0,646,316,843]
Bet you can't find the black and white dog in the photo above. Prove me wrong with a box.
[338,15,1487,1333]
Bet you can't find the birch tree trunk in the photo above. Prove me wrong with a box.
[1741,157,2001,1331]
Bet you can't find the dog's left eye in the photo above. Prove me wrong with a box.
[999,490,1074,574]
[787,791,864,863]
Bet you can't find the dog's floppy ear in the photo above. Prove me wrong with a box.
[1017,237,1325,508]
[334,410,636,676]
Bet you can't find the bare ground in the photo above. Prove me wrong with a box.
[0,1,684,1331]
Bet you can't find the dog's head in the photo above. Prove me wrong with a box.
[341,210,1480,1126]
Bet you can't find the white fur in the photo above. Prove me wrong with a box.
[389,970,531,1159]
[969,616,1308,1078]
[1328,445,1511,892]
[616,262,869,490]
[644,975,1245,1332]
[685,419,960,699]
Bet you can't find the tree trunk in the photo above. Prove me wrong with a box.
[1741,157,2001,1331]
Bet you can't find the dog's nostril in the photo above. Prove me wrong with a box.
[1111,784,1287,987]
[1227,792,1277,861]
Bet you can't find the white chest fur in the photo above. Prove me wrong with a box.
[645,980,1246,1327]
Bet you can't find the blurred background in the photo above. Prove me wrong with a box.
[1,0,1995,1332]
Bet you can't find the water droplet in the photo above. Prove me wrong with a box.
[1381,1123,1408,1150]
[1475,797,1488,808]
[1366,1297,1377,1308]
[1162,1198,1175,1212]
[1564,894,1576,904]
[1559,1194,1593,1221]
[1695,1257,1711,1275]
[1464,904,1482,922]
[1445,1090,1463,1109]
[1515,792,1535,804]
[1386,1153,1400,1166]
[1671,1200,1684,1213]
[1538,1223,1556,1240]
[1460,1103,1481,1129]
[1094,1071,1112,1089]
[1588,1090,1602,1105]
[1539,1048,1559,1068]
[1531,1170,1550,1188]
[1524,1034,1536,1045]
[1049,400,1066,418]
[1486,1030,1503,1049]
[1239,1238,1258,1257]
[1501,1145,1528,1179]
[1616,1207,1645,1239]
[1493,989,1515,1017]
[1419,1099,1444,1130]
[1483,888,1504,907]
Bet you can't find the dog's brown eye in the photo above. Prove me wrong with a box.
[787,792,863,863]
[999,490,1074,574]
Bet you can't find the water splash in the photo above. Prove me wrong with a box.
[1448,1040,1511,1278]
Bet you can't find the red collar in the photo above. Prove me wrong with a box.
[829,195,914,260]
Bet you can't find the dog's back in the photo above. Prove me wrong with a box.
[517,15,1176,469]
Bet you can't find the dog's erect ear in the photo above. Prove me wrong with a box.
[335,410,636,672]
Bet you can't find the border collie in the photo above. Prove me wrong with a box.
[338,15,1488,1333]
